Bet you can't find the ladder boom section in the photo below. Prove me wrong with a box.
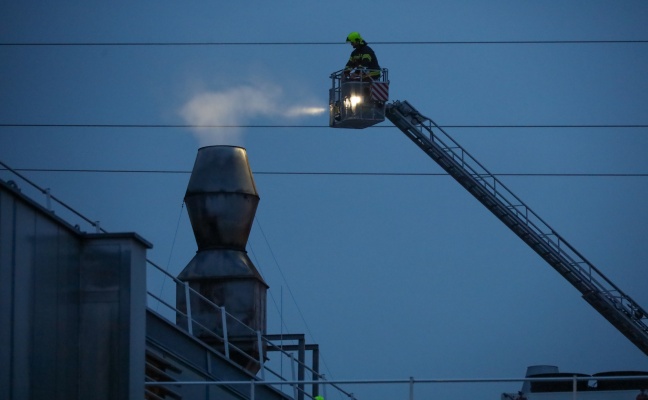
[385,100,648,356]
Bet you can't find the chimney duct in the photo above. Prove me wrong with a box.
[177,145,268,373]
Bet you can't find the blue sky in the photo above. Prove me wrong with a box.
[2,1,647,399]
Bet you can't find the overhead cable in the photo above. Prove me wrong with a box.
[1,40,647,46]
[4,168,647,178]
[1,123,647,129]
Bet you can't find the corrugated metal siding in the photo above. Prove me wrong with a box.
[0,180,149,400]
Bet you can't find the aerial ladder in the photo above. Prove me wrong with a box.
[329,68,648,356]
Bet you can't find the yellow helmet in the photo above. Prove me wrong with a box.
[346,32,363,44]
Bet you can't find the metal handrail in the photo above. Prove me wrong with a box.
[1,160,105,233]
[146,260,354,399]
[330,68,389,83]
[144,374,648,400]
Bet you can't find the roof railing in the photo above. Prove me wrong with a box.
[146,259,355,400]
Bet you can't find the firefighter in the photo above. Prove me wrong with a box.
[344,32,381,81]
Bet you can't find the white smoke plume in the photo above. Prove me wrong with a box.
[180,83,326,146]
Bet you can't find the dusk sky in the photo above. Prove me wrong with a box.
[1,1,647,399]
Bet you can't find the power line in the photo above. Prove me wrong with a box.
[4,168,647,177]
[1,124,647,129]
[1,40,647,47]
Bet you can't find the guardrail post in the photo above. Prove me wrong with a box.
[289,352,298,400]
[409,376,414,400]
[257,330,265,379]
[250,380,255,400]
[184,282,193,335]
[45,188,52,211]
[312,346,320,398]
[221,306,229,359]
[298,335,305,400]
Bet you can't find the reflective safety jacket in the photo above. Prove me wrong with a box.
[345,42,381,79]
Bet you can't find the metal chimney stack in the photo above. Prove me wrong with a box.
[177,145,268,373]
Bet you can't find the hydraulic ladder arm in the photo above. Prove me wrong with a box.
[385,100,648,356]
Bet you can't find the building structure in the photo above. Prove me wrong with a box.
[0,147,324,400]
